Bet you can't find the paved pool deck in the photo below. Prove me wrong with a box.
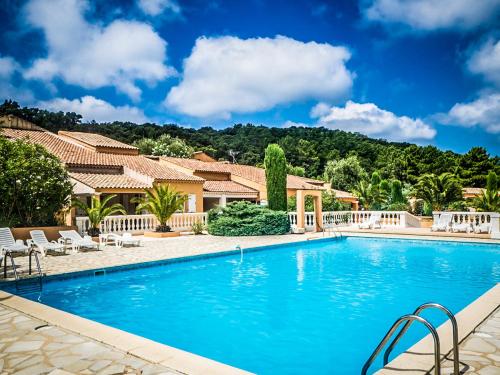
[0,232,499,374]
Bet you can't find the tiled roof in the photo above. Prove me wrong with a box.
[2,129,203,183]
[70,173,150,189]
[59,131,138,150]
[331,189,356,199]
[203,181,258,194]
[163,157,324,190]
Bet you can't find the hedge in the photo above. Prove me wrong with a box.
[207,201,290,236]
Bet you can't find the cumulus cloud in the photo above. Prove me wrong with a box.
[165,35,353,118]
[363,0,500,32]
[0,56,19,78]
[437,92,500,134]
[467,38,500,87]
[38,96,149,123]
[138,0,181,16]
[24,0,175,100]
[313,101,436,141]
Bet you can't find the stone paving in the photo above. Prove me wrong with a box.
[440,307,500,375]
[0,304,180,375]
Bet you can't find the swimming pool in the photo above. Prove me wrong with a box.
[17,237,500,374]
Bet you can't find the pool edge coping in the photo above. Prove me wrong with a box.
[0,289,254,375]
[375,282,500,374]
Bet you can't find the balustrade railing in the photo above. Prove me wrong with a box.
[433,211,500,238]
[76,212,208,235]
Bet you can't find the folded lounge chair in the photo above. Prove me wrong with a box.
[0,227,29,255]
[59,230,99,252]
[431,213,452,232]
[29,230,66,257]
[359,213,382,229]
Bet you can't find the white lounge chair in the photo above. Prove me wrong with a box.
[359,213,382,229]
[451,222,471,233]
[99,233,141,248]
[431,213,452,232]
[29,230,66,257]
[0,227,29,255]
[59,230,99,252]
[474,223,492,234]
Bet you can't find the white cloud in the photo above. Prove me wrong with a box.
[0,56,19,78]
[314,101,436,141]
[38,96,149,123]
[437,92,500,134]
[467,38,500,87]
[165,35,353,118]
[24,0,175,100]
[364,0,500,32]
[138,0,181,16]
[282,120,309,128]
[310,102,331,118]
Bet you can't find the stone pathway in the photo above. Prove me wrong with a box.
[441,307,500,375]
[0,304,179,375]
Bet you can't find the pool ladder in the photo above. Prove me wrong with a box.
[322,225,343,239]
[3,248,44,293]
[362,302,459,375]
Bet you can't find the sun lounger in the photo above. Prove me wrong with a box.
[59,230,99,252]
[474,223,492,234]
[451,222,471,233]
[99,232,141,248]
[359,213,382,229]
[431,213,452,232]
[29,230,66,257]
[0,227,29,255]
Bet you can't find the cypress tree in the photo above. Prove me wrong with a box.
[391,179,405,203]
[264,144,287,211]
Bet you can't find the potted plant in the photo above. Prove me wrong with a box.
[132,185,187,237]
[72,194,126,238]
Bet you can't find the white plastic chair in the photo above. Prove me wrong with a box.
[359,213,382,229]
[29,230,66,257]
[59,230,99,252]
[431,214,453,232]
[0,227,29,255]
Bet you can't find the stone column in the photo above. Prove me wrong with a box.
[313,194,323,232]
[219,195,227,207]
[491,213,500,239]
[296,190,306,231]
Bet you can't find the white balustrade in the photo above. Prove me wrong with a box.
[76,213,208,235]
[349,211,407,228]
[433,211,500,238]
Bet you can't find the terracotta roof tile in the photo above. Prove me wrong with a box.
[163,157,324,190]
[70,173,150,189]
[59,131,138,150]
[2,129,203,183]
[203,181,258,194]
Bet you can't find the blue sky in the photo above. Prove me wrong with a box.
[0,0,499,155]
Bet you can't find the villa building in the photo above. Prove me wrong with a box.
[1,115,358,231]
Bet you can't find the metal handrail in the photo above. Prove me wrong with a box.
[383,303,459,374]
[3,250,19,281]
[28,248,43,289]
[361,314,440,375]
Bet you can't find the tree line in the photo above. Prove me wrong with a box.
[1,100,498,190]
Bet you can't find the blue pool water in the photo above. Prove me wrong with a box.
[15,237,500,374]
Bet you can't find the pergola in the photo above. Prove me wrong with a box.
[295,189,323,232]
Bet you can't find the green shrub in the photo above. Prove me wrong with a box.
[0,136,73,227]
[208,201,290,236]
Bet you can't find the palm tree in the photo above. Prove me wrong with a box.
[413,173,463,211]
[353,180,373,209]
[132,185,187,232]
[473,171,499,212]
[72,194,126,236]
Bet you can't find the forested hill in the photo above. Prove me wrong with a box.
[1,100,498,187]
